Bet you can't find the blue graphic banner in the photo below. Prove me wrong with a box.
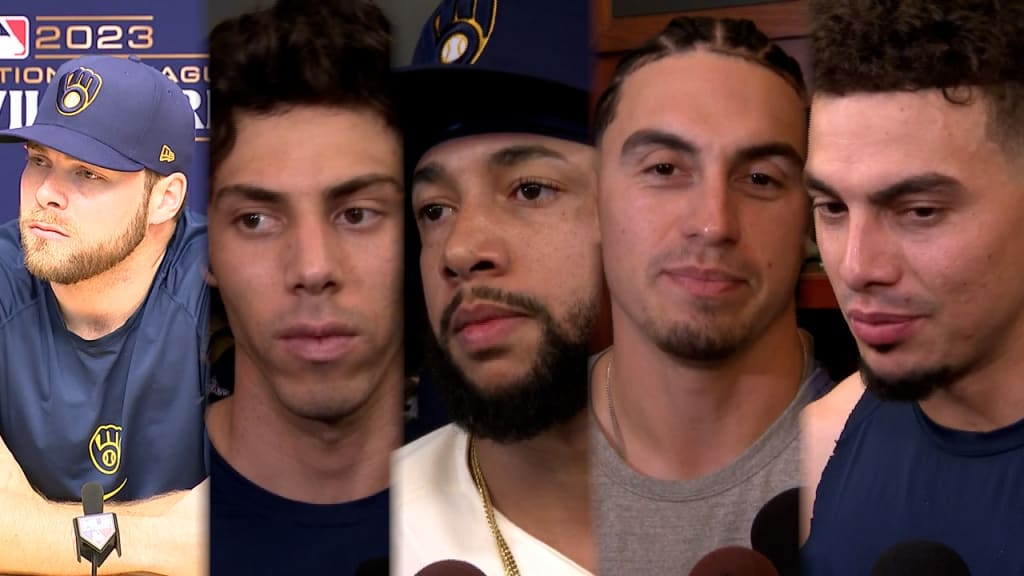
[0,2,208,223]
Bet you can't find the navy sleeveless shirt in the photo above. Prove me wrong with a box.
[803,390,1024,575]
[0,210,209,501]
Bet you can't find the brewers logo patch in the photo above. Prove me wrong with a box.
[433,0,497,65]
[57,66,103,117]
[0,16,29,60]
[89,424,122,475]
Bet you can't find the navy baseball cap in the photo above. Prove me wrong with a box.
[397,0,593,166]
[0,55,195,176]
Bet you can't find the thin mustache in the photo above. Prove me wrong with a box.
[439,286,547,338]
[22,212,74,233]
[647,248,753,279]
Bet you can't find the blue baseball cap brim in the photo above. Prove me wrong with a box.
[0,123,145,173]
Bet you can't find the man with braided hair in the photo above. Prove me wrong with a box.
[801,0,1024,573]
[591,15,831,575]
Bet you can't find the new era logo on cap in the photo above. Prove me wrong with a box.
[0,16,29,60]
[159,145,175,163]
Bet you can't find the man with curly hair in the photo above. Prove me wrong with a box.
[801,0,1024,573]
[205,1,401,573]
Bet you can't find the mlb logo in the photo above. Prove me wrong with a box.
[0,16,29,60]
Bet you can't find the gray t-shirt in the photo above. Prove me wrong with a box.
[593,352,829,574]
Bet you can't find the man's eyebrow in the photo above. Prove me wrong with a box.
[487,144,568,169]
[805,171,966,203]
[324,174,403,202]
[804,172,839,197]
[866,173,966,205]
[411,162,444,191]
[619,129,699,162]
[732,142,805,169]
[411,145,568,193]
[214,174,401,207]
[212,184,285,208]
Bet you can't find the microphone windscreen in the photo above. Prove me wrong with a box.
[689,546,781,576]
[414,560,488,576]
[870,540,971,576]
[81,482,104,515]
[750,487,800,576]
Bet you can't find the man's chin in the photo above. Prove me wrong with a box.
[449,357,535,394]
[859,358,958,402]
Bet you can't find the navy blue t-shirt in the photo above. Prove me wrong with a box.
[0,211,209,501]
[209,443,389,576]
[803,390,1024,575]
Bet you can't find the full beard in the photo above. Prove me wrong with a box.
[21,196,149,285]
[422,286,597,443]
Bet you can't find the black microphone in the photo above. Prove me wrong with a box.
[72,482,121,576]
[689,546,780,576]
[750,487,800,576]
[870,540,971,575]
[414,559,488,575]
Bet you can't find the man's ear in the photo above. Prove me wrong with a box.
[148,172,188,225]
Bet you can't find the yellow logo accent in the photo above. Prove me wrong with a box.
[56,67,102,117]
[103,477,129,501]
[434,0,498,65]
[159,145,175,163]
[89,424,122,476]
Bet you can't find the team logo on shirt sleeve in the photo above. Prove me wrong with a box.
[89,424,122,475]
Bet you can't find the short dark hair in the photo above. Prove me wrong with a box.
[593,16,807,142]
[208,0,396,176]
[810,0,1024,156]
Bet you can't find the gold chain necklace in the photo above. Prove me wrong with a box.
[469,435,522,576]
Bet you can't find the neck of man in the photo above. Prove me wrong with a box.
[208,349,403,505]
[51,223,174,340]
[918,318,1024,431]
[472,411,594,571]
[593,304,804,481]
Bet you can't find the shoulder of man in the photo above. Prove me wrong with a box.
[799,371,865,542]
[0,218,36,322]
[155,208,209,313]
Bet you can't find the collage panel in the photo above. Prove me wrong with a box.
[0,0,1019,574]
[206,0,403,575]
[0,1,209,575]
[800,0,1024,574]
[394,0,598,574]
[590,2,829,575]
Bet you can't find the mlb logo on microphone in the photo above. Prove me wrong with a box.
[0,16,29,60]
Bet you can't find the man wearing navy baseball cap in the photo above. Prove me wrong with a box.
[393,0,600,574]
[0,55,208,575]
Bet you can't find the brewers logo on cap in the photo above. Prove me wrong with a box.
[56,66,102,117]
[434,0,497,64]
